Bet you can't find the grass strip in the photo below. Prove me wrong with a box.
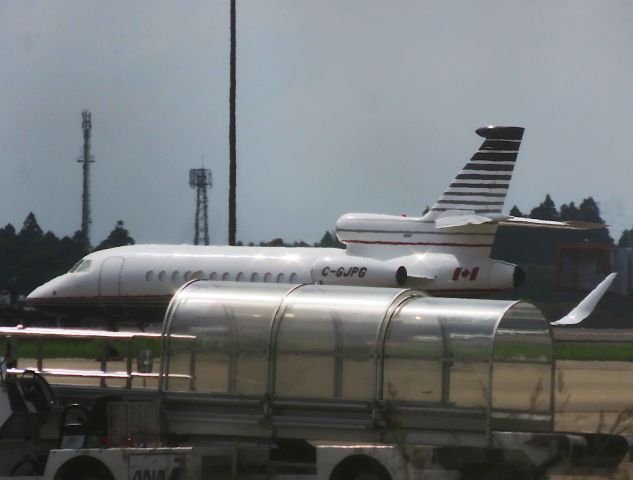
[555,342,633,362]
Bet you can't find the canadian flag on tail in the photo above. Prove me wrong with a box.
[452,267,480,282]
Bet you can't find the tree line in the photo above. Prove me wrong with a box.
[493,195,613,265]
[238,230,344,249]
[0,213,135,297]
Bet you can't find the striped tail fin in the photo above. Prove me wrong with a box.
[423,126,525,221]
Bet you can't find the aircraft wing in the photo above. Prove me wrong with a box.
[550,273,617,326]
[435,213,605,230]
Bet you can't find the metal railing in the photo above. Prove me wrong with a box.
[0,326,195,389]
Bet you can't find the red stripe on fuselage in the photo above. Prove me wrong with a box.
[343,240,493,247]
[426,288,505,295]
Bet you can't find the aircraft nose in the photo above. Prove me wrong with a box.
[26,283,55,303]
[26,277,64,309]
[26,276,77,316]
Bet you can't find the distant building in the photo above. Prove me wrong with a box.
[555,242,633,297]
[556,243,612,292]
[612,248,633,297]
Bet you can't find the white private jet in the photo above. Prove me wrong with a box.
[27,126,603,324]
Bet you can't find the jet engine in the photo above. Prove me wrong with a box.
[311,257,407,287]
[490,260,526,289]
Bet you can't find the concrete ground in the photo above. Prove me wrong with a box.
[555,360,633,433]
[17,354,633,478]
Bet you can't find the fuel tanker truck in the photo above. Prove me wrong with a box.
[0,281,629,480]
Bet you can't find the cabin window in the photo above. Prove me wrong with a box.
[192,270,203,280]
[236,272,244,282]
[264,272,272,282]
[250,273,260,282]
[172,271,180,282]
[222,272,230,281]
[289,272,298,283]
[158,271,166,281]
[184,271,192,282]
[276,273,285,283]
[209,272,218,280]
[145,271,154,282]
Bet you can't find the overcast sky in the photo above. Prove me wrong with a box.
[2,1,633,245]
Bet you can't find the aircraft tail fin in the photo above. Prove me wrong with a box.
[422,126,525,222]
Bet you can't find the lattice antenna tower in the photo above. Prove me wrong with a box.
[77,110,94,252]
[189,168,212,245]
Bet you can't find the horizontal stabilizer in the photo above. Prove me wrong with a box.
[499,216,606,230]
[435,213,606,231]
[434,212,501,229]
[550,273,617,326]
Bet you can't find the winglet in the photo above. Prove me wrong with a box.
[550,273,617,326]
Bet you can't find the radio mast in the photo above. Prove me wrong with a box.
[189,168,212,245]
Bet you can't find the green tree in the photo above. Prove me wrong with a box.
[94,220,135,251]
[260,238,286,247]
[315,230,345,248]
[59,230,88,264]
[618,229,633,248]
[578,197,604,224]
[19,212,43,244]
[529,194,559,221]
[509,205,523,217]
[0,224,18,264]
[560,202,581,221]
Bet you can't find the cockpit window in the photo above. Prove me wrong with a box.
[76,260,92,272]
[69,259,92,273]
[68,260,83,273]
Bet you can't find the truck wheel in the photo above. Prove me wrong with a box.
[330,455,391,480]
[353,474,387,480]
[59,466,112,480]
[55,457,114,480]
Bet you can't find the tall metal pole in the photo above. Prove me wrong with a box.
[202,186,210,245]
[194,188,201,245]
[228,0,237,246]
[78,110,94,252]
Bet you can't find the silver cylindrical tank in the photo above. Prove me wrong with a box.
[160,281,554,439]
